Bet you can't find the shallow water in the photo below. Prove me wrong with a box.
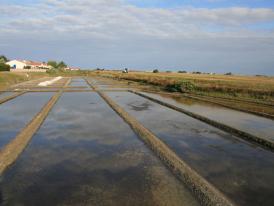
[96,85,130,91]
[69,78,89,87]
[0,92,15,100]
[140,92,274,141]
[64,87,92,91]
[0,92,199,206]
[106,91,274,206]
[0,92,54,148]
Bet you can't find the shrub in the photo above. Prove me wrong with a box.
[24,66,31,69]
[153,69,159,73]
[165,83,182,92]
[178,70,187,73]
[0,63,10,71]
[165,80,196,92]
[46,68,59,75]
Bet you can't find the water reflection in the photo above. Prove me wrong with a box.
[141,92,274,141]
[1,92,199,206]
[0,92,15,100]
[0,92,53,148]
[69,78,89,87]
[107,91,274,206]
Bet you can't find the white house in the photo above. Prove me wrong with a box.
[6,60,27,69]
[6,60,52,72]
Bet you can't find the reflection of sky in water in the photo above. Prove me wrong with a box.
[107,91,274,206]
[141,92,274,141]
[1,92,199,206]
[63,87,92,91]
[0,92,53,148]
[0,92,14,100]
[69,78,89,87]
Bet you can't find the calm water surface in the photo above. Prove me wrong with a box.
[141,92,274,141]
[0,92,14,100]
[69,78,89,87]
[0,92,199,206]
[106,91,274,206]
[0,92,53,148]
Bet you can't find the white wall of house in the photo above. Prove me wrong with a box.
[6,60,26,69]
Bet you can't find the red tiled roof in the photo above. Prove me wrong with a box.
[23,60,44,66]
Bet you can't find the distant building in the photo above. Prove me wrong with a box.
[24,60,52,69]
[6,60,52,72]
[6,60,27,69]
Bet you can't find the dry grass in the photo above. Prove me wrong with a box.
[0,72,49,90]
[91,71,274,100]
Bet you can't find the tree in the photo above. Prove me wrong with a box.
[0,55,8,64]
[57,61,67,69]
[47,61,58,68]
[47,60,67,70]
[0,63,10,71]
[153,69,159,73]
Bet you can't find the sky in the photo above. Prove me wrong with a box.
[0,0,274,75]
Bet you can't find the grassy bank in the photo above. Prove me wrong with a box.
[0,72,50,90]
[92,71,274,101]
[0,69,90,90]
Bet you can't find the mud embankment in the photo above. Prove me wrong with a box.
[0,92,26,105]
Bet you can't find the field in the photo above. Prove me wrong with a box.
[92,70,274,101]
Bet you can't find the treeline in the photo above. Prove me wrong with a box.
[47,60,67,70]
[0,55,10,71]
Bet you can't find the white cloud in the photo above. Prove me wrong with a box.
[0,0,274,74]
[1,0,274,39]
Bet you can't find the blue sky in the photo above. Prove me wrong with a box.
[0,0,274,75]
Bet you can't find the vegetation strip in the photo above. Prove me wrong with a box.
[182,94,274,120]
[0,91,26,105]
[132,91,274,152]
[0,91,62,175]
[97,90,235,206]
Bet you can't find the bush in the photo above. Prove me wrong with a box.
[165,80,196,92]
[24,66,31,69]
[153,69,159,73]
[178,70,187,73]
[0,63,10,71]
[46,68,59,75]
